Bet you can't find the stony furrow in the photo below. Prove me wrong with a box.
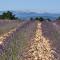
[24,22,59,60]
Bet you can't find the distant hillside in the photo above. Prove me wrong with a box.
[0,11,60,20]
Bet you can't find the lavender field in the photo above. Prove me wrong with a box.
[0,20,60,60]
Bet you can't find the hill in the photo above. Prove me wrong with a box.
[0,11,60,20]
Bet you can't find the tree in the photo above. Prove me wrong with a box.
[39,17,44,21]
[0,11,18,20]
[47,18,51,21]
[35,17,39,20]
[35,17,44,21]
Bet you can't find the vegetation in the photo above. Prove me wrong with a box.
[30,17,33,21]
[0,21,18,35]
[35,17,39,20]
[46,18,51,21]
[0,21,36,60]
[57,17,60,20]
[0,11,18,20]
[35,17,44,21]
[30,17,35,21]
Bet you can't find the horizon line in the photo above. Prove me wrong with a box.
[0,10,60,14]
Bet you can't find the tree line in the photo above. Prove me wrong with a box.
[0,11,18,20]
[30,16,60,21]
[30,17,51,21]
[0,11,60,21]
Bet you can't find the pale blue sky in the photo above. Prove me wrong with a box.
[0,0,60,13]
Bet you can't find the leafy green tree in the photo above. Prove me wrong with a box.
[35,17,44,21]
[0,11,18,20]
[35,17,39,20]
[39,17,44,21]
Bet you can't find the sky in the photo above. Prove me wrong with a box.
[0,0,60,13]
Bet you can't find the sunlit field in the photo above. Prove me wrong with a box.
[0,20,20,35]
[0,20,60,60]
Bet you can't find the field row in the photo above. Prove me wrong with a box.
[0,21,37,60]
[0,21,60,60]
[22,22,60,60]
[0,20,21,36]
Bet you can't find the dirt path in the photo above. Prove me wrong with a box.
[23,21,59,60]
